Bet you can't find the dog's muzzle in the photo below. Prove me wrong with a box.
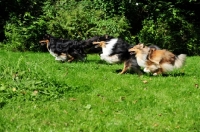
[129,51,136,55]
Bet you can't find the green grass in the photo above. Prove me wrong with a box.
[0,50,200,132]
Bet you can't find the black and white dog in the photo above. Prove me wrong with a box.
[93,38,160,75]
[39,34,87,62]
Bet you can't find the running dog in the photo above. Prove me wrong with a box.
[39,34,87,62]
[93,38,146,75]
[128,43,186,75]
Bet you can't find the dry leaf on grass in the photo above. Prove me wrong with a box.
[143,80,148,84]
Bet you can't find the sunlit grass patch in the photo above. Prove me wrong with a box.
[0,51,200,131]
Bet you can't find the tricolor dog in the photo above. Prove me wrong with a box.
[39,34,86,62]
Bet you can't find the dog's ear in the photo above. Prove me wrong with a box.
[148,48,156,54]
[151,47,156,51]
[105,35,108,39]
[44,34,50,39]
[139,43,144,48]
[147,48,157,61]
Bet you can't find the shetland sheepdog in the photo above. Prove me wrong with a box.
[129,43,186,75]
[93,38,157,75]
[39,34,86,62]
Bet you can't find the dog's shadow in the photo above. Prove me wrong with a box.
[115,69,186,77]
[96,60,110,64]
[159,72,185,77]
[115,69,143,75]
[143,72,185,77]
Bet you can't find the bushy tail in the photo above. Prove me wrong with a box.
[174,54,187,69]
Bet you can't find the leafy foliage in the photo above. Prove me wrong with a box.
[137,1,200,55]
[43,0,131,39]
[1,0,200,54]
[3,0,131,51]
[4,15,46,51]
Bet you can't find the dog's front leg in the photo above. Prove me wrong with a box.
[119,62,129,74]
[67,54,74,62]
[152,68,163,76]
[100,54,106,60]
[143,67,151,73]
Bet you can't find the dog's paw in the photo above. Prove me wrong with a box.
[144,68,150,73]
[100,54,104,60]
[118,71,124,75]
[55,57,62,61]
[153,73,158,76]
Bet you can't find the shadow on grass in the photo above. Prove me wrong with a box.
[115,69,186,77]
[114,69,144,75]
[160,72,185,77]
[95,60,109,64]
[144,72,185,77]
[0,102,6,109]
[55,59,104,64]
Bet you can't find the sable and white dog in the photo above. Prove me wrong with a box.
[129,43,186,75]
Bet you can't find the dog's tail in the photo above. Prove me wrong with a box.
[174,54,186,69]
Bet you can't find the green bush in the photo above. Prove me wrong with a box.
[3,0,131,51]
[4,14,47,51]
[44,0,131,40]
[138,8,200,55]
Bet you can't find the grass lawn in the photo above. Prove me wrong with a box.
[0,50,200,132]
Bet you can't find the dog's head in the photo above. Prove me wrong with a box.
[39,34,60,50]
[92,41,106,48]
[148,48,157,55]
[129,43,145,54]
[39,39,49,46]
[39,34,53,46]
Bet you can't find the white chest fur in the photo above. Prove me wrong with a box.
[136,54,148,68]
[48,44,67,61]
[102,38,118,56]
[49,49,58,57]
[100,38,120,64]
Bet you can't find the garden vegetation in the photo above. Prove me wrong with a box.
[0,0,200,55]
